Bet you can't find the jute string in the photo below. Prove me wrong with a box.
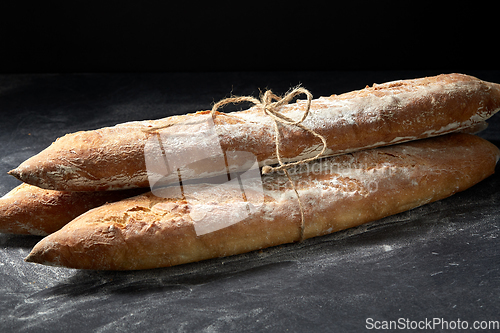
[210,87,327,241]
[144,87,327,241]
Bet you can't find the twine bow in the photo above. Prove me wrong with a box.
[211,87,328,241]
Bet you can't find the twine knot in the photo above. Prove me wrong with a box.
[211,87,327,174]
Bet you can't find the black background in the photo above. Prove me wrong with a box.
[0,2,498,74]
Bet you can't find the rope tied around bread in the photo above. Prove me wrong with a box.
[143,87,327,241]
[211,87,328,241]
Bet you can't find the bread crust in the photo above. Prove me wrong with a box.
[10,73,500,191]
[0,184,147,235]
[25,133,500,270]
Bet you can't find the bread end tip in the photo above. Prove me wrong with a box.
[24,252,37,264]
[24,244,46,265]
[24,251,54,266]
[24,242,68,268]
[7,168,20,179]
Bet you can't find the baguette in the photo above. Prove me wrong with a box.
[0,184,147,236]
[9,73,500,192]
[25,133,500,270]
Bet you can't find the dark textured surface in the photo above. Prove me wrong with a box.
[0,71,499,332]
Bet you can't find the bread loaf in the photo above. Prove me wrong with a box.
[0,184,147,235]
[25,133,500,270]
[9,73,500,191]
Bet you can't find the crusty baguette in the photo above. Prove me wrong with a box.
[0,184,147,236]
[9,73,500,191]
[25,133,500,270]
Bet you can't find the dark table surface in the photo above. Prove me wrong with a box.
[1,71,499,332]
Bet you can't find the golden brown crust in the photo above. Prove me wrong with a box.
[25,133,500,270]
[0,184,147,235]
[10,74,500,191]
